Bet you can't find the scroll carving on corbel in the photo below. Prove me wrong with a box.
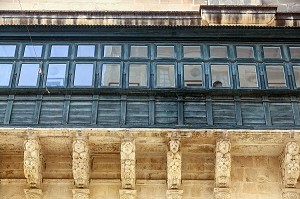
[24,189,43,199]
[24,137,42,188]
[120,139,136,189]
[166,189,183,199]
[72,189,90,199]
[214,188,231,199]
[167,138,182,190]
[282,141,300,188]
[282,190,300,199]
[215,140,231,188]
[119,189,137,199]
[73,136,90,188]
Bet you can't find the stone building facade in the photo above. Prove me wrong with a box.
[0,0,300,199]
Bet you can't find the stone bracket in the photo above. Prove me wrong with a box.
[73,136,90,188]
[282,141,300,188]
[215,140,231,188]
[24,137,42,188]
[167,138,182,189]
[121,138,136,189]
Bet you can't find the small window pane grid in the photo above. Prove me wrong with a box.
[0,43,300,90]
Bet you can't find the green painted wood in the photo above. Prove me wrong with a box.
[291,96,300,125]
[3,95,13,125]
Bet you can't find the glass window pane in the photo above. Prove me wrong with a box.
[156,65,175,87]
[210,46,227,58]
[157,46,174,58]
[266,65,286,87]
[290,47,300,59]
[50,45,69,57]
[238,65,258,87]
[0,64,13,86]
[18,64,39,86]
[129,64,147,87]
[0,45,16,57]
[130,46,148,57]
[101,64,120,86]
[77,45,95,57]
[184,65,202,87]
[104,45,121,57]
[46,64,67,87]
[183,46,201,58]
[74,64,93,86]
[293,66,300,88]
[236,46,254,58]
[211,65,230,87]
[24,45,43,57]
[263,47,281,59]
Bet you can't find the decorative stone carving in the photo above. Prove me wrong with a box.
[24,189,43,199]
[72,189,90,199]
[73,137,90,188]
[119,189,137,199]
[166,189,183,199]
[215,140,231,188]
[121,139,136,189]
[283,191,300,199]
[282,141,300,188]
[24,137,42,188]
[167,139,181,189]
[214,188,231,199]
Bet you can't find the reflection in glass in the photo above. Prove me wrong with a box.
[210,46,227,58]
[50,45,69,57]
[104,45,121,57]
[157,46,174,58]
[238,65,258,87]
[46,64,67,86]
[290,47,300,59]
[0,45,16,57]
[266,65,286,87]
[184,65,202,87]
[130,46,148,57]
[129,64,147,86]
[211,65,230,87]
[156,65,175,87]
[263,47,281,59]
[183,46,201,58]
[236,46,254,58]
[101,64,120,86]
[293,66,300,88]
[24,45,43,57]
[77,45,95,57]
[18,64,39,86]
[74,64,93,86]
[0,64,13,86]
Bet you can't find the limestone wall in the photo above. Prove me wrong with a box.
[1,0,300,12]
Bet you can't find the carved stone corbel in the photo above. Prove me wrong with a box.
[282,141,300,188]
[166,189,183,199]
[24,137,42,188]
[167,138,182,190]
[119,189,137,199]
[24,189,43,199]
[214,188,231,199]
[120,138,136,189]
[72,136,90,188]
[215,140,231,188]
[72,189,90,199]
